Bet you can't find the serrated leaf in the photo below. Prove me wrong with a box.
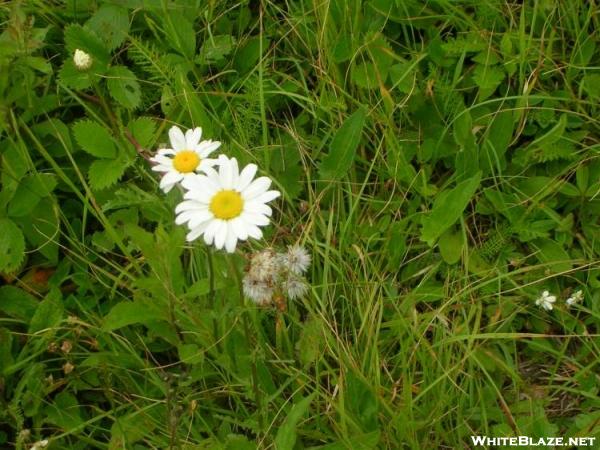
[72,120,116,158]
[107,66,141,109]
[86,5,130,50]
[128,117,156,148]
[319,108,367,181]
[58,59,94,90]
[63,24,110,69]
[421,172,482,246]
[0,218,25,273]
[88,158,128,190]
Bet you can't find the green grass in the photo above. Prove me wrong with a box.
[1,0,600,448]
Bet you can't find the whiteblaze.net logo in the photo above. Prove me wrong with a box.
[470,435,597,447]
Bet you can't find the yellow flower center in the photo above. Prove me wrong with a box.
[173,150,200,173]
[210,190,244,220]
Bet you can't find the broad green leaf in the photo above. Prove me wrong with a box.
[110,413,156,448]
[19,199,60,263]
[86,5,130,50]
[178,343,203,365]
[29,288,63,334]
[127,117,156,149]
[45,391,83,430]
[345,372,378,432]
[421,172,482,246]
[319,108,367,181]
[163,12,195,58]
[63,24,110,69]
[72,120,116,158]
[199,35,237,63]
[439,228,464,264]
[352,62,380,89]
[0,286,38,322]
[532,238,573,273]
[88,157,128,190]
[0,218,25,273]
[107,66,141,109]
[8,174,57,217]
[473,64,505,101]
[275,394,315,450]
[102,300,165,331]
[526,114,567,149]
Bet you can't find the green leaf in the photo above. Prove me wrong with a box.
[473,65,505,101]
[72,120,116,158]
[163,12,196,58]
[275,394,315,450]
[128,117,156,148]
[86,5,130,50]
[319,108,367,181]
[178,343,203,365]
[439,228,464,264]
[58,59,94,89]
[19,200,60,264]
[532,238,573,274]
[88,157,128,191]
[421,172,482,246]
[199,35,237,63]
[45,391,83,430]
[102,300,165,331]
[29,288,63,334]
[107,66,141,109]
[0,286,38,322]
[8,174,57,217]
[63,24,110,69]
[0,218,25,273]
[352,62,380,89]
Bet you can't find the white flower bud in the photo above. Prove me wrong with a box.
[73,49,92,70]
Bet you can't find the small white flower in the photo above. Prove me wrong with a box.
[281,244,311,275]
[175,156,280,252]
[150,125,221,193]
[242,277,273,305]
[73,49,92,70]
[566,289,584,306]
[284,276,308,300]
[535,290,557,311]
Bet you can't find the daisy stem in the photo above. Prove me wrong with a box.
[227,253,266,432]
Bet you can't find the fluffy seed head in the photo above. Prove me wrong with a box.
[242,277,274,305]
[282,244,311,275]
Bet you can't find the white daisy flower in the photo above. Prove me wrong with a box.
[535,290,556,311]
[150,125,221,193]
[281,244,311,274]
[566,289,583,307]
[73,49,92,70]
[242,277,274,305]
[175,156,281,252]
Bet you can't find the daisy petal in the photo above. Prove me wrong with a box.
[197,141,221,157]
[160,171,183,189]
[242,212,270,226]
[246,223,263,240]
[253,190,281,204]
[204,220,221,245]
[185,127,202,148]
[231,217,248,240]
[225,222,238,253]
[242,177,271,200]
[214,220,227,250]
[245,201,272,217]
[237,163,258,191]
[187,221,210,241]
[169,126,187,151]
